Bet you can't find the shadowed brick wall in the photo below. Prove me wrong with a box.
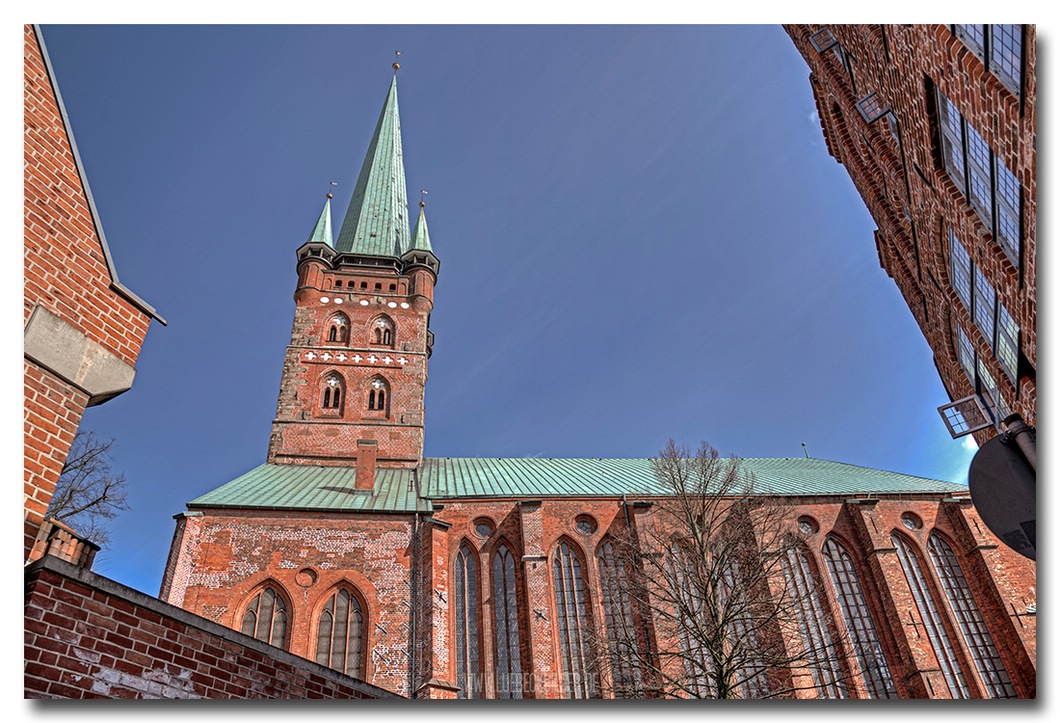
[25,556,401,699]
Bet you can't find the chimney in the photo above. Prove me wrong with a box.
[355,439,378,491]
[27,518,99,570]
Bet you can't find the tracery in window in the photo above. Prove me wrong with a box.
[240,585,288,649]
[927,533,1015,698]
[596,539,642,698]
[493,543,523,699]
[321,373,344,414]
[553,540,597,698]
[822,536,897,698]
[315,586,365,678]
[370,316,395,347]
[454,544,481,699]
[891,533,969,698]
[325,312,350,344]
[366,376,389,413]
[781,545,847,698]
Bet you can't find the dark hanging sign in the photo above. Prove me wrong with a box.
[968,435,1036,560]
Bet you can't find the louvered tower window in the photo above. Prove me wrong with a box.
[892,534,969,698]
[596,539,642,698]
[927,534,1015,698]
[493,544,523,699]
[822,536,897,698]
[553,541,596,698]
[315,587,365,677]
[782,546,847,698]
[454,544,481,698]
[241,586,288,649]
[321,373,344,411]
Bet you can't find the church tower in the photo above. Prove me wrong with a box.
[267,71,439,471]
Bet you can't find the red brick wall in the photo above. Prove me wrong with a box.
[166,493,1034,698]
[784,25,1036,442]
[25,556,399,699]
[159,509,417,697]
[23,25,154,556]
[267,255,434,468]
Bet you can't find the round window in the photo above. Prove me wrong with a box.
[473,518,495,538]
[797,516,819,535]
[901,512,922,531]
[575,515,597,535]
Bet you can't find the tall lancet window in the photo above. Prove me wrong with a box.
[553,540,596,698]
[927,533,1015,698]
[596,539,642,698]
[892,533,969,698]
[240,585,288,649]
[822,536,897,698]
[321,373,344,413]
[493,543,523,699]
[782,546,847,698]
[667,544,713,696]
[454,544,481,699]
[366,377,388,413]
[315,587,365,678]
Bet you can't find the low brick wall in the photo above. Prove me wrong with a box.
[24,556,402,699]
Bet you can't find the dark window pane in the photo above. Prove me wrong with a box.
[989,25,1023,96]
[994,159,1021,263]
[949,230,973,311]
[996,303,1019,383]
[973,267,997,349]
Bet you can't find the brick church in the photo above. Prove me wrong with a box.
[159,69,1036,699]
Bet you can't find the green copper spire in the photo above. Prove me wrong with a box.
[306,195,334,247]
[335,75,410,257]
[410,202,432,253]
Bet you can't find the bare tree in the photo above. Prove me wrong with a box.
[46,431,129,548]
[593,440,854,699]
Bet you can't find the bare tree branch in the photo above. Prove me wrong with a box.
[46,431,129,548]
[591,439,857,699]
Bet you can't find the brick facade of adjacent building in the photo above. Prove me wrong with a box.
[23,24,162,557]
[784,24,1036,443]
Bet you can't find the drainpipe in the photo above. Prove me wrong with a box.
[1001,414,1036,472]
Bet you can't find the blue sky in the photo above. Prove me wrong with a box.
[36,24,980,595]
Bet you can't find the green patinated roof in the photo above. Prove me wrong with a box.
[409,205,432,253]
[305,197,333,247]
[335,75,410,258]
[188,464,426,513]
[187,457,965,514]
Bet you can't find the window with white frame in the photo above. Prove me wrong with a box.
[954,25,1023,97]
[937,91,1022,264]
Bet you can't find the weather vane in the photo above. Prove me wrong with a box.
[419,189,428,207]
[326,181,337,199]
[393,50,403,72]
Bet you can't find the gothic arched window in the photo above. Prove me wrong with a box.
[315,587,365,678]
[493,543,523,699]
[553,540,597,699]
[666,543,713,696]
[927,533,1015,698]
[822,536,897,698]
[781,545,847,698]
[321,373,344,414]
[325,312,350,344]
[366,377,389,413]
[596,539,642,698]
[240,585,288,649]
[370,316,394,348]
[891,533,969,698]
[454,544,481,699]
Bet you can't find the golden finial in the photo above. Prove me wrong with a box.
[393,50,403,72]
[326,181,337,199]
[419,189,428,208]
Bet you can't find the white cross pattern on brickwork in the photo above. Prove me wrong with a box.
[321,352,332,361]
[352,354,362,363]
[337,353,347,361]
[371,379,385,389]
[327,377,339,387]
[367,355,378,363]
[305,351,316,360]
[382,356,393,365]
[397,357,408,365]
